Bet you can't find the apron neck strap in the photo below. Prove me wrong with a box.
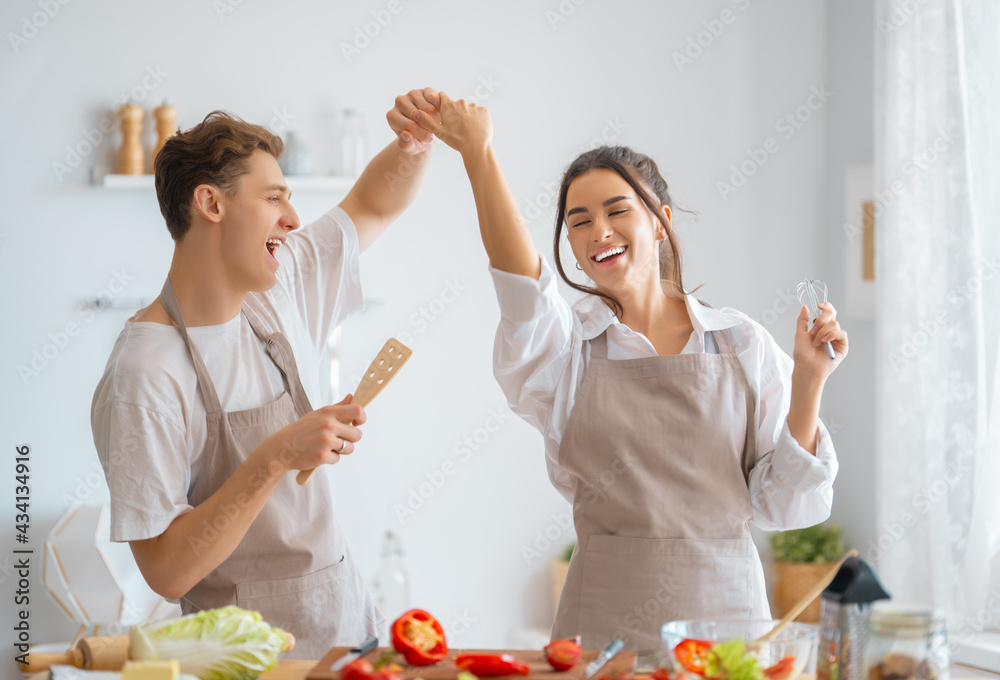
[241,294,316,417]
[159,277,223,414]
[590,332,609,359]
[709,328,737,355]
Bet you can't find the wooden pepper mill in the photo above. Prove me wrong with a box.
[152,100,178,166]
[116,103,144,175]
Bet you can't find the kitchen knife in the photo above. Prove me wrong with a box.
[330,635,379,672]
[583,638,624,679]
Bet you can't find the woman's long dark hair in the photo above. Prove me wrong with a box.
[553,146,688,319]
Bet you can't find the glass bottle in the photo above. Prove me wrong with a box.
[278,131,314,176]
[372,530,409,639]
[340,108,366,176]
[865,605,949,680]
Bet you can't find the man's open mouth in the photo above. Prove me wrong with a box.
[266,238,282,257]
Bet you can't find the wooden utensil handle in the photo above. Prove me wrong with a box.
[297,338,411,486]
[757,548,859,642]
[17,649,84,673]
[80,634,131,670]
[294,402,366,486]
[297,467,319,485]
[296,393,375,486]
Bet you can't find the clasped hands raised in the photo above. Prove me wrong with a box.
[387,87,494,157]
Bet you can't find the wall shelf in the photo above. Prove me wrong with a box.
[99,174,357,191]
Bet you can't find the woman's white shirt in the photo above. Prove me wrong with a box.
[490,258,838,532]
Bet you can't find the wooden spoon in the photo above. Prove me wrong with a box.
[755,548,859,642]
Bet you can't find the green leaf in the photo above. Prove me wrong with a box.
[705,639,763,680]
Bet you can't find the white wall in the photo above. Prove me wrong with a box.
[1,0,877,673]
[820,0,878,573]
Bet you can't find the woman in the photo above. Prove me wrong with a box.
[408,93,847,651]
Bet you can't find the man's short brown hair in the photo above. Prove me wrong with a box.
[154,111,284,241]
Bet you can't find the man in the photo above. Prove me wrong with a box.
[91,89,439,658]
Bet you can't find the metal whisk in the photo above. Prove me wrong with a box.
[796,278,837,360]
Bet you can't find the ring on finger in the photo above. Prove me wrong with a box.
[338,440,347,454]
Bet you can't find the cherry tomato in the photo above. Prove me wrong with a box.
[544,636,583,671]
[340,659,375,680]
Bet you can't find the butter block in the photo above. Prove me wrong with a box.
[121,659,180,680]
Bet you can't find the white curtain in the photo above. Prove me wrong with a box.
[875,0,1000,633]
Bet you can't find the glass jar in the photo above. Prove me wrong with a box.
[865,605,949,680]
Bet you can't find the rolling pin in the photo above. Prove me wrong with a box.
[17,634,130,674]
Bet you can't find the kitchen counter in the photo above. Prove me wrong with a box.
[23,661,996,680]
[261,661,318,680]
[257,663,997,680]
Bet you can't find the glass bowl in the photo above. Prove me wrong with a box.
[660,620,818,680]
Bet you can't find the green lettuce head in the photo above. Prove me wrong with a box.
[130,606,293,680]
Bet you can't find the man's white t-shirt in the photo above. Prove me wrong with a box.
[91,207,363,543]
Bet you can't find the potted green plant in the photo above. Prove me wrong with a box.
[550,542,574,614]
[769,523,845,623]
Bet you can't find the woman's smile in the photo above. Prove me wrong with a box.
[591,244,628,266]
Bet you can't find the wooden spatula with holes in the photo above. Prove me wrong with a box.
[297,338,412,485]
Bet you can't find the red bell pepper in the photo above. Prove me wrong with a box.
[544,636,583,671]
[763,656,797,680]
[674,639,714,676]
[390,609,448,667]
[455,654,531,676]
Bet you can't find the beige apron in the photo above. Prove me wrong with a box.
[551,328,770,652]
[159,278,381,659]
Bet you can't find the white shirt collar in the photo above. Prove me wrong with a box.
[574,289,743,350]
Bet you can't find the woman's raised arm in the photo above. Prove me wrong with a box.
[412,92,541,279]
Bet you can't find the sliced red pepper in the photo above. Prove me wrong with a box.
[544,636,583,671]
[390,609,448,667]
[675,639,714,676]
[653,667,693,680]
[763,656,797,680]
[455,654,531,676]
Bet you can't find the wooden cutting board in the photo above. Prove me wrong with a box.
[307,647,637,680]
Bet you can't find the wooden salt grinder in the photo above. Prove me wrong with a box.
[152,100,178,165]
[116,103,144,175]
